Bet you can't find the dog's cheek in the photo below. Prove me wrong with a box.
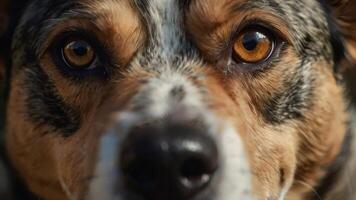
[291,61,348,195]
[50,71,149,199]
[246,129,298,200]
[230,107,299,200]
[203,68,298,199]
[5,71,69,200]
[51,123,105,199]
[4,65,139,200]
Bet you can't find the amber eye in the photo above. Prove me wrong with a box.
[62,39,96,69]
[233,29,274,63]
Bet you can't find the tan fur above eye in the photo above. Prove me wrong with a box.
[233,30,273,63]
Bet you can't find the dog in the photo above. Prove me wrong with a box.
[1,0,356,199]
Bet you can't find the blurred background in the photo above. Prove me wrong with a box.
[345,67,356,104]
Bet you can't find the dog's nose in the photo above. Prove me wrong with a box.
[120,122,219,199]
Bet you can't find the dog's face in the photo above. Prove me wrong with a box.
[1,0,356,200]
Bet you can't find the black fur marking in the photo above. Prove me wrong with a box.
[134,0,150,13]
[24,65,80,136]
[170,85,186,102]
[319,1,347,72]
[261,60,313,124]
[231,0,285,17]
[299,33,321,59]
[262,82,304,124]
[267,0,286,16]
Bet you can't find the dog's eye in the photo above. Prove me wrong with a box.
[62,39,96,69]
[233,29,274,63]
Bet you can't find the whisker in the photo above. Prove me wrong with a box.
[59,176,78,200]
[295,180,322,200]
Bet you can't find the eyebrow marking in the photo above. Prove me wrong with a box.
[133,0,150,13]
[230,0,285,17]
[33,9,96,57]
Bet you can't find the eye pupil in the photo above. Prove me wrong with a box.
[242,33,259,51]
[71,41,90,56]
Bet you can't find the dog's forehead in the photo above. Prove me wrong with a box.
[17,0,324,38]
[19,0,327,33]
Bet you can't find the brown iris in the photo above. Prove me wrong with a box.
[62,39,95,69]
[233,30,274,63]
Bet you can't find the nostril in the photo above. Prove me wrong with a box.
[180,158,211,187]
[179,156,218,197]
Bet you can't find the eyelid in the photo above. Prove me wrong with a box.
[230,19,289,46]
[50,28,100,51]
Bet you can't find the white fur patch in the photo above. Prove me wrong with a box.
[217,124,254,200]
[131,72,204,119]
[87,128,120,200]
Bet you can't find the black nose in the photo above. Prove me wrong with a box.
[120,122,219,200]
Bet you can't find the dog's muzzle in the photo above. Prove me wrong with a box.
[87,75,254,200]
